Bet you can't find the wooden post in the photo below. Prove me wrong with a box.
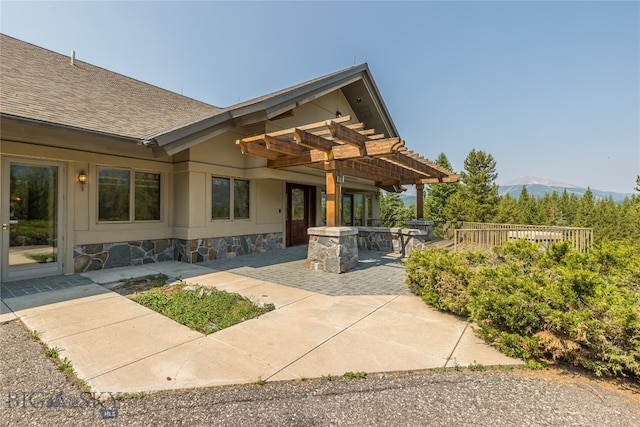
[325,160,341,227]
[416,183,424,219]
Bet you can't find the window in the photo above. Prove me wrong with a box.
[234,179,250,219]
[212,178,230,219]
[98,167,161,222]
[212,177,250,220]
[135,172,161,221]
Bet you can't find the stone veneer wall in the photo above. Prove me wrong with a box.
[357,227,428,257]
[73,233,284,273]
[174,233,284,264]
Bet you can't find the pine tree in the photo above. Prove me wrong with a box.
[592,196,619,241]
[558,189,579,225]
[517,186,542,224]
[457,149,500,222]
[423,153,459,222]
[379,192,415,226]
[494,193,519,224]
[574,188,595,227]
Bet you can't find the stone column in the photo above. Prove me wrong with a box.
[306,227,358,273]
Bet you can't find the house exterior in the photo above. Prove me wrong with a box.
[0,34,457,281]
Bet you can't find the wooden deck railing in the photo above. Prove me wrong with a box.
[448,222,593,253]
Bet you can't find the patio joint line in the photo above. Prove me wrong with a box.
[86,335,206,381]
[443,320,471,369]
[45,312,158,341]
[265,295,400,381]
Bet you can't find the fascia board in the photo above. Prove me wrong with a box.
[152,111,234,147]
[150,64,371,153]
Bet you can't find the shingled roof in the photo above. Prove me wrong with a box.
[0,34,219,140]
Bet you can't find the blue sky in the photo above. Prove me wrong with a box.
[2,1,638,194]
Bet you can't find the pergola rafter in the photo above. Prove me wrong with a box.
[236,115,459,225]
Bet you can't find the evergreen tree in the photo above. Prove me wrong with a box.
[379,192,415,226]
[494,193,519,224]
[543,192,562,226]
[450,149,499,222]
[517,186,542,224]
[423,153,459,222]
[558,189,579,225]
[574,188,595,227]
[592,196,619,241]
[443,190,469,222]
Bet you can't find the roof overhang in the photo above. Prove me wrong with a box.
[143,64,400,157]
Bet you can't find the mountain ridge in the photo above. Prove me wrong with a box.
[399,176,634,206]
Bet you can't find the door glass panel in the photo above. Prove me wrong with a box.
[341,194,353,226]
[9,164,58,268]
[291,188,305,220]
[354,194,364,226]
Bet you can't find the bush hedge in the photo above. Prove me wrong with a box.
[405,240,640,378]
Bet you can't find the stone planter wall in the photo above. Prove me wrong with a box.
[307,227,358,274]
[73,232,284,273]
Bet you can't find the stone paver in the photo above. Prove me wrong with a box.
[199,246,412,296]
[1,274,93,298]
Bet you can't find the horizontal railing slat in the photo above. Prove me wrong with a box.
[452,222,593,253]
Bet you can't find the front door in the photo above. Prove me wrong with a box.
[286,183,316,246]
[1,158,64,281]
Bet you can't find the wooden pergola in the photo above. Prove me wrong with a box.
[236,116,459,226]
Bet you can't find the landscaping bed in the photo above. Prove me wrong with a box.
[111,275,275,334]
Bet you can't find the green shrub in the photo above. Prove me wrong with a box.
[406,240,640,378]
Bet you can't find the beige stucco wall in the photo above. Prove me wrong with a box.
[1,129,174,274]
[173,89,380,238]
[0,88,382,275]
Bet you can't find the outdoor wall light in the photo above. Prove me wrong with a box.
[78,170,87,191]
[336,174,345,184]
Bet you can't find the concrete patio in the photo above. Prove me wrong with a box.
[1,246,521,393]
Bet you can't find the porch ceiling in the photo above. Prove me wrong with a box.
[235,115,460,188]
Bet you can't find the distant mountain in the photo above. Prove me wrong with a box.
[505,175,579,189]
[499,176,632,204]
[396,175,633,206]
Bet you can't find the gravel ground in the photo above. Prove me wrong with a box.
[1,320,639,427]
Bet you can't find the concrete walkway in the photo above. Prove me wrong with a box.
[1,247,521,393]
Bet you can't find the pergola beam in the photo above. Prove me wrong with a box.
[238,142,281,160]
[331,137,403,160]
[293,128,333,152]
[239,115,353,143]
[267,150,326,168]
[419,174,462,184]
[263,135,305,156]
[329,122,368,148]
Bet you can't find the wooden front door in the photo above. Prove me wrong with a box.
[286,183,316,246]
